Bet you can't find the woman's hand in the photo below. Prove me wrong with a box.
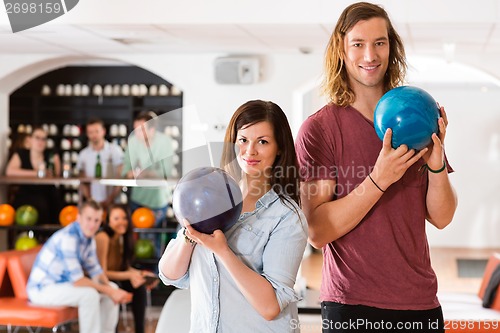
[184,221,231,258]
[142,270,160,289]
[129,268,146,288]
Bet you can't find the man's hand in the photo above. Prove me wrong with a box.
[423,105,448,170]
[371,128,428,191]
[109,288,133,304]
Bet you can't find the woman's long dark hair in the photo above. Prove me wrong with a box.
[220,100,300,208]
[102,204,134,271]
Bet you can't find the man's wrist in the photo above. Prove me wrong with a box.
[426,160,446,174]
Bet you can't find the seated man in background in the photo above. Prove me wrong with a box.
[27,200,131,333]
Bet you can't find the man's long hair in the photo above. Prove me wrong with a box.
[322,2,407,106]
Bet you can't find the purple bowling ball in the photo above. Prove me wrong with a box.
[172,167,243,234]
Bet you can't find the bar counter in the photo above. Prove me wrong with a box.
[0,176,179,187]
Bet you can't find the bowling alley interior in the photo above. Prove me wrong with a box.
[1,1,500,332]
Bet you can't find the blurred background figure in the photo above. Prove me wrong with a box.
[77,118,124,211]
[6,132,32,204]
[5,126,62,224]
[27,200,132,333]
[8,132,31,159]
[121,111,174,257]
[95,204,158,333]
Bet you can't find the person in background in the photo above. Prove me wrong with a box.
[121,111,174,257]
[77,118,124,211]
[27,200,132,333]
[95,204,158,333]
[295,2,458,332]
[158,100,308,332]
[6,132,32,204]
[8,132,31,159]
[6,126,62,224]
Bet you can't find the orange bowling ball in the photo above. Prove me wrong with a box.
[0,204,15,226]
[132,207,155,228]
[59,205,78,227]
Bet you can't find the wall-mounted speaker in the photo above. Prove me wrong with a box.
[214,57,260,84]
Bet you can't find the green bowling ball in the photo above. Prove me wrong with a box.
[134,239,155,259]
[15,205,39,226]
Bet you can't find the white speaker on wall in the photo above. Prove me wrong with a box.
[214,57,260,84]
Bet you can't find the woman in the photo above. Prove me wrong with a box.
[159,100,308,332]
[6,126,62,224]
[95,204,156,333]
[9,132,31,159]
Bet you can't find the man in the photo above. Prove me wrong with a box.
[295,2,458,332]
[122,111,174,256]
[27,200,131,333]
[77,118,124,210]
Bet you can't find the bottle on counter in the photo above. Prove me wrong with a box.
[95,154,102,178]
[105,155,114,178]
[37,161,46,178]
[62,161,71,179]
[133,160,142,179]
[47,153,55,176]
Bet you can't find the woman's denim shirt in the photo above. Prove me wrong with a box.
[159,189,308,333]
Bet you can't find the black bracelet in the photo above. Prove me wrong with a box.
[426,161,446,174]
[182,227,196,245]
[368,174,385,193]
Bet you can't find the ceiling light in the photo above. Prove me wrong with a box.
[442,42,455,63]
[112,38,150,45]
[298,47,312,54]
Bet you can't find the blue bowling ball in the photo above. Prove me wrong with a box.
[374,86,440,150]
[172,167,243,234]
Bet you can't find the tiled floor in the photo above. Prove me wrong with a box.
[300,246,500,293]
[141,246,499,333]
[430,247,500,293]
[2,247,498,333]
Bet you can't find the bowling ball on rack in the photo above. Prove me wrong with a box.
[134,239,154,259]
[172,167,243,234]
[15,233,39,251]
[132,207,155,228]
[59,205,78,227]
[374,86,440,150]
[0,204,15,226]
[15,205,38,226]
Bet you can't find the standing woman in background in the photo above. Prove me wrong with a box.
[8,132,31,159]
[5,132,31,205]
[95,204,157,333]
[6,126,62,224]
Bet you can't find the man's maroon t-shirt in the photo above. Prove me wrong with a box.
[295,103,451,310]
